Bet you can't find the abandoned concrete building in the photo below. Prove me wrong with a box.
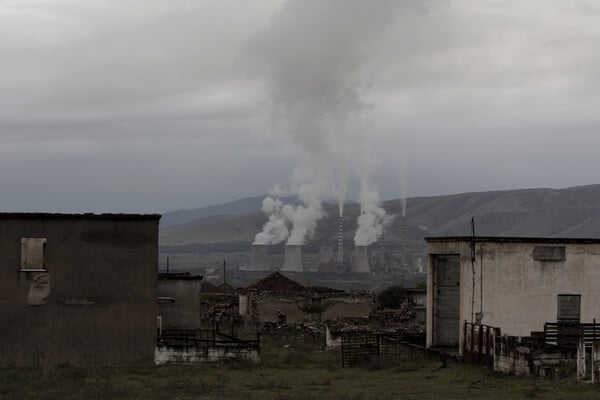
[157,272,203,331]
[426,236,600,375]
[239,272,372,324]
[0,213,160,367]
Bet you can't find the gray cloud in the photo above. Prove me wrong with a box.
[1,0,600,212]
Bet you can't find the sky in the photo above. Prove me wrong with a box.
[2,0,600,213]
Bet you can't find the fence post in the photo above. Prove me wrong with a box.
[478,325,483,363]
[341,335,345,368]
[463,322,467,356]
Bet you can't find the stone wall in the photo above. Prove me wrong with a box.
[494,335,575,376]
[243,290,373,324]
[155,345,259,365]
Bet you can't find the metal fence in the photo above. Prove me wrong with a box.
[463,322,500,367]
[544,320,599,350]
[341,332,425,367]
[158,328,260,351]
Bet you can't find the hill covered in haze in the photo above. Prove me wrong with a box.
[160,184,600,255]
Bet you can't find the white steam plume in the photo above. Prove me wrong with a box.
[253,197,289,245]
[399,157,408,218]
[354,185,393,246]
[249,0,400,246]
[283,181,324,245]
[337,156,348,218]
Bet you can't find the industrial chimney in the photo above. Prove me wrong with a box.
[336,216,344,269]
[400,215,407,274]
[249,244,271,271]
[351,245,370,273]
[282,244,303,272]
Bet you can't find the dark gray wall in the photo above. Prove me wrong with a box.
[0,214,159,367]
[157,279,202,329]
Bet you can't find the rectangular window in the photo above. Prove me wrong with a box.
[21,238,47,271]
[557,294,581,322]
[533,246,566,261]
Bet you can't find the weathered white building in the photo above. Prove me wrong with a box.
[426,236,600,355]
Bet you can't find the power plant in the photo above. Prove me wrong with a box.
[249,244,271,271]
[318,245,334,272]
[351,245,370,273]
[247,203,415,276]
[282,244,303,272]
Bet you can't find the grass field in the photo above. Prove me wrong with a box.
[1,340,599,399]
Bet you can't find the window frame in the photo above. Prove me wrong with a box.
[20,237,48,272]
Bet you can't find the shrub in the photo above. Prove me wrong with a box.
[377,286,414,309]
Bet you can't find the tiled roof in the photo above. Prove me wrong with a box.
[247,271,306,292]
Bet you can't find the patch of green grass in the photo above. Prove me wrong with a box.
[2,345,600,400]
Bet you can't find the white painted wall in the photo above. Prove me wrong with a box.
[427,239,600,354]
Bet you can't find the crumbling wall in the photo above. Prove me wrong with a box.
[321,296,371,320]
[495,335,576,376]
[244,290,375,325]
[155,345,259,365]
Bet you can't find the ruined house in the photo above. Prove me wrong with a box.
[426,236,600,365]
[157,272,203,331]
[0,213,160,367]
[239,271,372,324]
[199,280,239,330]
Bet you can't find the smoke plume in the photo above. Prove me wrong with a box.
[399,158,408,218]
[250,0,399,245]
[253,197,290,245]
[354,184,393,246]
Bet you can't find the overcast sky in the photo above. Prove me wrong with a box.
[2,0,600,213]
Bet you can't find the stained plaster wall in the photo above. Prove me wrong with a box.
[247,292,371,324]
[427,239,600,354]
[157,278,202,329]
[0,214,159,367]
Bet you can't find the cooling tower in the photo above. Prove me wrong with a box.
[249,244,271,271]
[318,245,334,272]
[282,244,303,272]
[351,245,370,274]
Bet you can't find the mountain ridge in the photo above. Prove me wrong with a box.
[160,184,600,252]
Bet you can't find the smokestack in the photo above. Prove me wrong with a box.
[336,217,343,264]
[318,245,334,272]
[282,244,303,272]
[249,244,271,271]
[351,246,370,274]
[400,216,407,274]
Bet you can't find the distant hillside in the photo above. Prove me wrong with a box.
[160,184,600,253]
[160,195,295,228]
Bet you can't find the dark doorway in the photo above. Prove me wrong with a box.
[432,254,460,347]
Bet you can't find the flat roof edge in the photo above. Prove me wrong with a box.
[0,213,162,221]
[425,236,600,244]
